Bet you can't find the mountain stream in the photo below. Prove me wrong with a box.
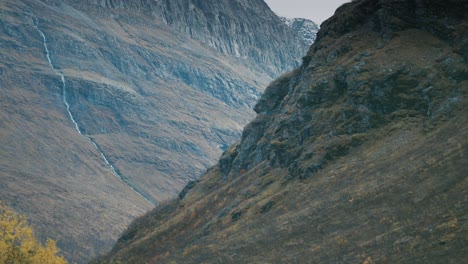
[31,14,154,205]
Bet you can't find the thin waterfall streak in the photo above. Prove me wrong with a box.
[89,139,152,203]
[31,14,154,205]
[32,15,82,135]
[62,81,82,134]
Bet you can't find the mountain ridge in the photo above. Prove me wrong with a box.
[41,0,307,76]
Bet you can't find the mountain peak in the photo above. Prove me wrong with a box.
[281,17,319,45]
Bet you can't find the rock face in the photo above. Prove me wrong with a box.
[281,17,319,45]
[44,0,306,76]
[0,0,308,262]
[99,0,468,263]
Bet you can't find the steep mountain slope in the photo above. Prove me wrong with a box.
[99,0,468,263]
[281,17,319,45]
[57,0,306,76]
[0,0,308,262]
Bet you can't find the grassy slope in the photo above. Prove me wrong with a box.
[0,2,151,263]
[99,105,467,264]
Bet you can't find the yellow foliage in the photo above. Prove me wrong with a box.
[0,202,67,264]
[362,256,372,264]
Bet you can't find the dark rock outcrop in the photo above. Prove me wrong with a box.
[228,0,468,180]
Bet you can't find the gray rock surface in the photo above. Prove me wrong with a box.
[281,17,319,45]
[43,0,308,76]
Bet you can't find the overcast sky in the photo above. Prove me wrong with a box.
[264,0,350,25]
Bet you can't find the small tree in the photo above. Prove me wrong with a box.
[0,202,67,264]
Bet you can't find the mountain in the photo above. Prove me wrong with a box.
[281,17,319,45]
[0,0,309,262]
[98,0,468,263]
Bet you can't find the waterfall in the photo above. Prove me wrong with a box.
[32,16,82,135]
[31,14,154,205]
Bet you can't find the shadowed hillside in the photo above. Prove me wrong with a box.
[98,0,468,262]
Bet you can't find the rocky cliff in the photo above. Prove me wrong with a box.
[99,0,468,263]
[281,17,319,45]
[0,0,308,262]
[42,0,306,76]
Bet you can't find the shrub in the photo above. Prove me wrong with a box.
[0,202,67,264]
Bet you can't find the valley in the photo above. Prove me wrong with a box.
[0,0,311,262]
[1,0,466,263]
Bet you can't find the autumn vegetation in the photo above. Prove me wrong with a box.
[0,202,67,264]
